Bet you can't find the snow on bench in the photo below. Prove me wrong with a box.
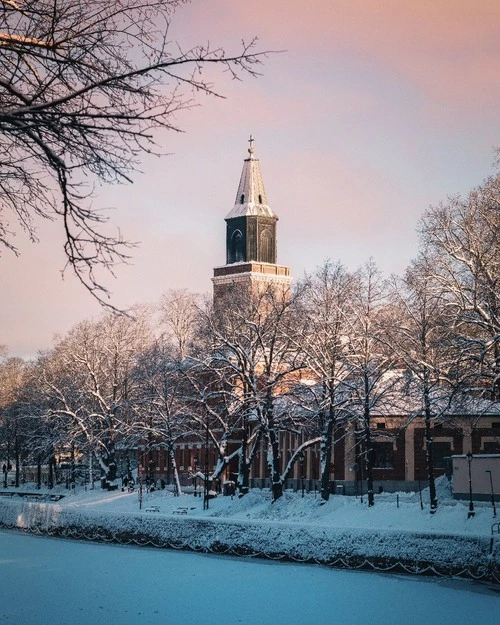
[145,505,160,513]
[172,507,188,515]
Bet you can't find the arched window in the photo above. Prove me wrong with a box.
[240,194,245,204]
[258,194,263,204]
[260,229,273,263]
[230,229,244,263]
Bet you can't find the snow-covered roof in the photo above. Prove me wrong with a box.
[225,136,277,220]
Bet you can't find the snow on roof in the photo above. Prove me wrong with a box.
[225,136,277,221]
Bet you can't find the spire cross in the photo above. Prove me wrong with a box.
[248,134,255,156]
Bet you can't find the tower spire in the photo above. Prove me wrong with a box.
[225,136,276,220]
[212,137,291,301]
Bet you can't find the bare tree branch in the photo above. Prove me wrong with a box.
[0,1,272,306]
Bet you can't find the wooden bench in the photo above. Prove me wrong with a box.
[145,505,160,513]
[172,507,188,515]
[24,494,46,501]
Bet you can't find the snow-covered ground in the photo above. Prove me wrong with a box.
[48,476,495,537]
[1,528,498,625]
[1,476,499,586]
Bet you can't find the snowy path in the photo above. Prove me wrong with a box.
[0,529,498,625]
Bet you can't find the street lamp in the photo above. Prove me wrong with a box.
[485,470,497,518]
[203,415,210,511]
[466,452,475,519]
[298,452,305,498]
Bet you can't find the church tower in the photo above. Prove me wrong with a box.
[213,137,291,301]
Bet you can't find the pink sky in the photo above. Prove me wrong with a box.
[2,0,500,358]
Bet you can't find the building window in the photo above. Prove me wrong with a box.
[240,194,245,204]
[258,194,263,204]
[372,442,394,469]
[483,441,500,453]
[376,422,386,429]
[432,442,451,469]
[230,229,244,263]
[260,229,273,263]
[492,422,500,429]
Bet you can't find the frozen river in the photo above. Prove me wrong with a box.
[0,529,497,625]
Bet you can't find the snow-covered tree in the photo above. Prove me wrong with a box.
[39,309,152,487]
[419,170,500,401]
[130,337,194,495]
[388,253,457,512]
[159,289,202,360]
[343,260,398,507]
[296,261,356,501]
[0,355,29,486]
[206,283,310,501]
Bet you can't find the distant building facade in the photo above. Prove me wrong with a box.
[139,137,500,498]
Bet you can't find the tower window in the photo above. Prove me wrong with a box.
[230,229,244,263]
[240,194,245,204]
[258,194,263,204]
[260,229,273,264]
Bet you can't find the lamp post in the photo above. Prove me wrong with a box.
[148,457,155,490]
[298,452,305,498]
[203,415,210,511]
[466,452,475,519]
[359,454,364,504]
[485,470,497,518]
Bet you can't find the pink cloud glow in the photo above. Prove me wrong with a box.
[2,0,500,358]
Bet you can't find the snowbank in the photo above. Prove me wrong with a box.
[1,480,498,584]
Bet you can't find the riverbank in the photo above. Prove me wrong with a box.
[1,479,498,583]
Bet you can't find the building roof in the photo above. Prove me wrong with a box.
[225,136,277,220]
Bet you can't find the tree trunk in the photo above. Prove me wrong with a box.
[320,409,334,501]
[14,436,20,488]
[70,443,76,488]
[169,447,182,496]
[89,452,94,490]
[267,427,283,501]
[364,423,375,507]
[48,456,55,489]
[37,455,42,489]
[238,437,250,496]
[424,412,438,513]
[103,439,117,487]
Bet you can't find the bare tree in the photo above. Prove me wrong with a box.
[296,260,356,501]
[39,309,152,487]
[419,171,500,400]
[0,0,268,302]
[0,354,28,486]
[343,260,398,507]
[205,283,310,501]
[159,289,201,360]
[389,253,457,512]
[130,336,196,495]
[194,291,267,496]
